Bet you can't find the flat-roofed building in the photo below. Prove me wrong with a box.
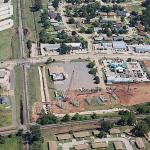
[133,45,150,53]
[48,141,57,150]
[112,41,127,51]
[74,143,88,150]
[135,138,145,150]
[48,66,65,81]
[114,141,123,150]
[56,134,71,141]
[91,142,107,149]
[73,131,90,138]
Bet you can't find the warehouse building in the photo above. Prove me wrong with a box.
[103,59,149,84]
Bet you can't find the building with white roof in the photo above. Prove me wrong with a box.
[133,45,150,53]
[103,59,149,84]
[112,41,127,51]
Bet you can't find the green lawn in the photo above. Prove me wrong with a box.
[0,135,22,150]
[0,0,20,61]
[21,0,48,56]
[45,65,55,100]
[14,66,22,124]
[0,105,12,127]
[27,64,41,111]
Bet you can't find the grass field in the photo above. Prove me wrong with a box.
[21,0,48,56]
[27,65,41,111]
[14,66,22,124]
[0,135,22,150]
[45,65,55,100]
[0,105,12,127]
[0,0,20,61]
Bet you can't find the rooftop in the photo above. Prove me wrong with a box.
[114,141,123,150]
[73,131,90,138]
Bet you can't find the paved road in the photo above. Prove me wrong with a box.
[53,108,127,117]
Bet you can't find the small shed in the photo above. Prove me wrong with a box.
[91,142,107,149]
[48,141,57,150]
[73,131,90,138]
[114,141,123,150]
[135,138,145,150]
[56,134,71,141]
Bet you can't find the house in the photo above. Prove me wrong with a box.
[48,66,65,81]
[109,128,121,135]
[66,43,82,50]
[91,142,107,149]
[135,138,145,150]
[0,97,9,105]
[56,134,71,140]
[113,36,124,41]
[114,141,123,150]
[74,143,88,150]
[116,10,127,17]
[41,43,61,53]
[73,131,90,138]
[48,141,57,150]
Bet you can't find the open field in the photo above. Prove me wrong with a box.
[0,135,22,150]
[0,0,20,61]
[21,0,48,56]
[112,83,150,105]
[27,65,41,110]
[14,66,22,123]
[0,105,12,127]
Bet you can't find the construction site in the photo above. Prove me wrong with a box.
[31,59,150,120]
[101,59,150,106]
[31,61,114,120]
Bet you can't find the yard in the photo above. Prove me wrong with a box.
[27,64,41,111]
[0,135,22,150]
[0,0,20,61]
[14,66,22,123]
[21,0,48,56]
[0,105,12,127]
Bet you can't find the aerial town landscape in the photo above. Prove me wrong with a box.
[0,0,150,149]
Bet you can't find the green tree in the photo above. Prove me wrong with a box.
[34,0,42,11]
[0,135,5,144]
[72,113,83,121]
[31,141,43,150]
[134,122,149,136]
[68,17,75,24]
[37,113,59,125]
[27,40,32,50]
[101,120,113,132]
[59,43,71,54]
[91,113,98,119]
[98,131,106,138]
[94,76,100,84]
[52,0,60,9]
[61,114,71,122]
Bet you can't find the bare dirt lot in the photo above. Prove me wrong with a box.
[144,61,150,71]
[112,83,150,106]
